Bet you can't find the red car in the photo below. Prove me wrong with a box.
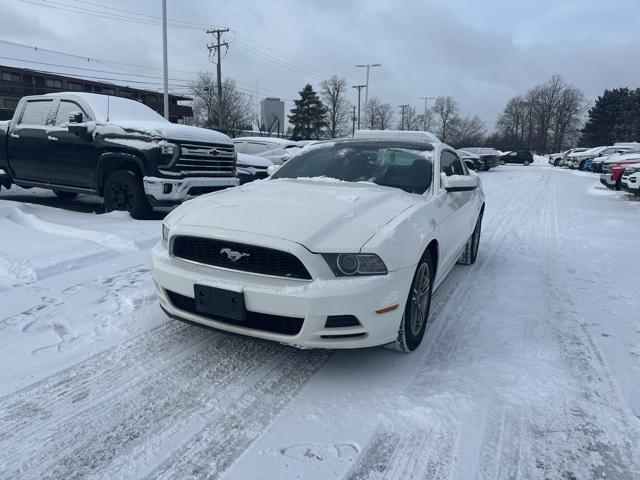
[600,155,640,190]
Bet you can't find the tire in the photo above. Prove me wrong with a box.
[53,190,79,199]
[523,160,531,166]
[103,170,152,219]
[482,164,490,171]
[615,178,622,191]
[500,160,506,166]
[578,161,585,171]
[387,251,434,353]
[458,212,483,265]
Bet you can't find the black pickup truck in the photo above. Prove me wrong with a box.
[0,92,238,218]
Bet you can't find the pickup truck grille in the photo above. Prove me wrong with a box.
[168,142,236,176]
[172,236,312,280]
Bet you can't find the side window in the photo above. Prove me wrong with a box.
[18,100,53,126]
[54,100,88,126]
[245,142,268,155]
[440,150,465,176]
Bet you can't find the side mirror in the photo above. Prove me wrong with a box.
[68,111,83,124]
[442,174,478,193]
[267,164,280,176]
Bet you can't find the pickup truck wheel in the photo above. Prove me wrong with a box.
[387,251,433,353]
[104,170,151,219]
[458,212,483,265]
[523,160,531,166]
[53,190,79,199]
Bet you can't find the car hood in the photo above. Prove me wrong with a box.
[168,179,418,252]
[115,121,233,145]
[237,153,273,168]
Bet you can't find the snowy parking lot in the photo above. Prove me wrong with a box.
[1,161,639,479]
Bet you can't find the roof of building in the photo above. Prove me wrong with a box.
[0,40,186,96]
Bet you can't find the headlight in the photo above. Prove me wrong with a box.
[157,140,178,156]
[322,253,388,277]
[162,222,170,246]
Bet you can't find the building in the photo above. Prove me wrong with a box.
[260,97,285,136]
[0,40,191,123]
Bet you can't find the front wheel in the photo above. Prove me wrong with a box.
[53,190,79,199]
[578,161,585,171]
[500,160,506,165]
[523,160,531,166]
[103,170,152,219]
[387,251,434,353]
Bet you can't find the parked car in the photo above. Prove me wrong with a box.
[0,92,238,218]
[232,137,299,163]
[549,148,588,167]
[600,154,640,190]
[621,165,640,195]
[152,136,485,352]
[500,149,533,165]
[457,150,484,171]
[459,147,501,170]
[591,147,640,173]
[235,153,274,184]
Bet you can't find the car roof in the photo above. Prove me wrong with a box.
[233,137,295,145]
[313,138,435,151]
[353,129,440,143]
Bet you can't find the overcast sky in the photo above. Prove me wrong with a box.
[2,0,640,129]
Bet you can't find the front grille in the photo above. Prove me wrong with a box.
[166,290,303,335]
[172,236,312,280]
[169,141,235,176]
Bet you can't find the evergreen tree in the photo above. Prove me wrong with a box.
[580,88,629,147]
[289,84,327,140]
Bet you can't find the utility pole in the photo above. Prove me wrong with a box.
[352,84,366,130]
[207,27,229,131]
[419,96,435,131]
[161,0,169,120]
[398,104,409,131]
[351,105,356,137]
[356,63,381,129]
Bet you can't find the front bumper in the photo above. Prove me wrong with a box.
[622,173,640,194]
[600,174,616,188]
[143,176,239,206]
[150,236,414,349]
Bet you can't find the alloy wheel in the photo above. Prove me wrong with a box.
[410,263,431,336]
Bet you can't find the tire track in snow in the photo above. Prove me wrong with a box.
[145,349,330,480]
[0,330,329,480]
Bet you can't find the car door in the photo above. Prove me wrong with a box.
[434,149,476,272]
[46,99,96,188]
[7,98,54,183]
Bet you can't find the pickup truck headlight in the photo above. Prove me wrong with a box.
[157,140,178,156]
[322,253,388,277]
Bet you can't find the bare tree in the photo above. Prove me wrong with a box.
[433,96,459,143]
[449,115,486,147]
[398,105,421,130]
[365,98,394,130]
[320,75,351,138]
[191,72,254,136]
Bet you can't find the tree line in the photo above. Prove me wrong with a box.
[189,71,639,151]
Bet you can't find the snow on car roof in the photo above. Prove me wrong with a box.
[233,137,296,145]
[353,129,440,143]
[45,92,166,123]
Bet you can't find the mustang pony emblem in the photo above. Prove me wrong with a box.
[220,248,250,262]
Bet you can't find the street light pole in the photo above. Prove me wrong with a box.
[161,0,169,120]
[419,96,435,131]
[356,63,381,129]
[352,84,366,130]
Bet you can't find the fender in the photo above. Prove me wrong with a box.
[96,151,147,194]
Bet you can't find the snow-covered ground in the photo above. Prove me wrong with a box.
[1,164,639,479]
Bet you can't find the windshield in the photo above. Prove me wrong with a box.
[271,142,433,194]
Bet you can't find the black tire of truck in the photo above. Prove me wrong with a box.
[53,190,79,199]
[103,170,152,219]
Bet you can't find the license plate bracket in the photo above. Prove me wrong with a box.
[194,284,247,321]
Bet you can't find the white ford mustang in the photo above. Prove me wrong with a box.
[151,137,485,352]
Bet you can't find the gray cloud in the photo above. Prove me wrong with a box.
[2,0,639,128]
